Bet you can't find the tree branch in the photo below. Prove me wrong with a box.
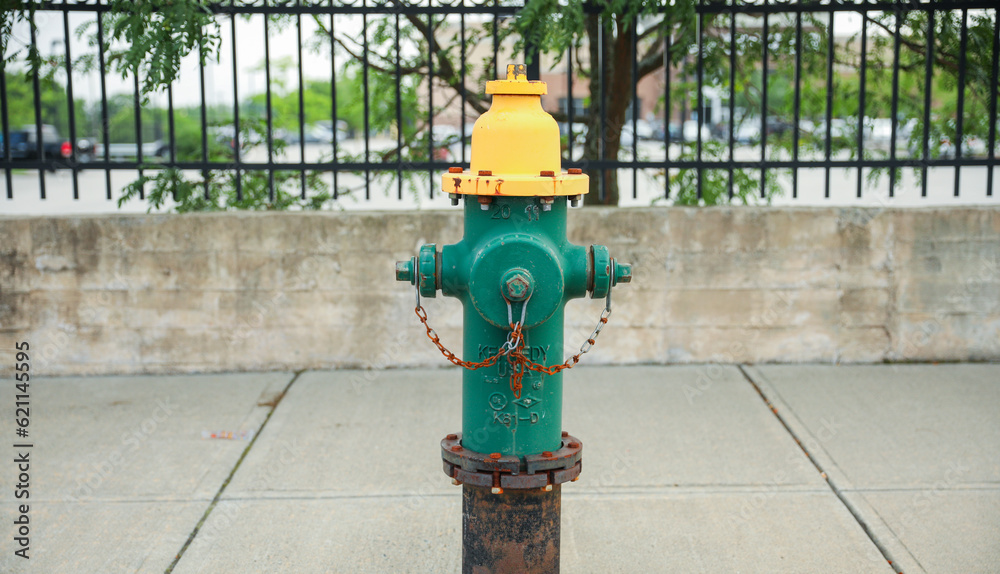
[862,14,958,74]
[404,11,491,115]
[332,34,424,76]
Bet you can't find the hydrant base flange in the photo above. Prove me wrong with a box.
[442,433,582,491]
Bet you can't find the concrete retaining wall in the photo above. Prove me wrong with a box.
[1,207,997,376]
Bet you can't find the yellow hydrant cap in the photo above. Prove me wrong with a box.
[485,64,547,96]
[441,64,588,197]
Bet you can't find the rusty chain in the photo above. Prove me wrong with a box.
[414,286,613,399]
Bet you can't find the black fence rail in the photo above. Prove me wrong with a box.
[1,0,997,209]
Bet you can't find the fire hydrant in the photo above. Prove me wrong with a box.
[395,64,631,573]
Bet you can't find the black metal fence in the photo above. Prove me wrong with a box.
[1,0,997,209]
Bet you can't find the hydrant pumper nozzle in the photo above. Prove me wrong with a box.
[395,63,632,573]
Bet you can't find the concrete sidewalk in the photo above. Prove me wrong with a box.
[0,364,997,573]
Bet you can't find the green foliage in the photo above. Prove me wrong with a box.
[1,66,84,136]
[117,119,333,212]
[2,0,221,97]
[667,142,783,206]
[103,0,221,96]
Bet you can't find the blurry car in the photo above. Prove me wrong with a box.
[650,121,682,143]
[816,119,849,140]
[621,119,654,142]
[0,125,72,168]
[310,120,350,144]
[732,120,761,145]
[939,134,987,158]
[682,120,712,143]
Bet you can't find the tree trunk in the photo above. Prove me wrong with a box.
[582,14,633,207]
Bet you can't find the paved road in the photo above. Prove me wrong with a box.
[0,364,996,573]
[1,141,997,215]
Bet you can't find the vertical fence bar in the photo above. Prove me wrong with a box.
[632,18,639,200]
[62,11,79,200]
[567,44,574,162]
[460,4,467,166]
[696,11,704,201]
[167,85,176,200]
[792,10,802,200]
[363,7,371,200]
[856,13,867,199]
[329,6,338,199]
[199,34,209,200]
[264,15,275,202]
[598,17,606,202]
[664,31,671,199]
[922,10,934,198]
[953,8,968,197]
[232,13,242,201]
[824,11,834,199]
[730,12,737,201]
[98,9,111,200]
[889,8,902,198]
[168,90,176,164]
[133,75,144,199]
[988,7,999,197]
[297,10,306,199]
[760,11,769,199]
[427,11,434,199]
[1,55,11,199]
[396,11,403,200]
[29,12,45,199]
[493,0,499,79]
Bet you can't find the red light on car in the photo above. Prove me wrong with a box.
[61,141,72,158]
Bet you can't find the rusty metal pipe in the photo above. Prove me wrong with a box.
[463,484,561,574]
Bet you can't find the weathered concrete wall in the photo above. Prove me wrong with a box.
[0,207,997,376]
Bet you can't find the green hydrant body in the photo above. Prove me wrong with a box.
[444,196,587,456]
[396,64,631,573]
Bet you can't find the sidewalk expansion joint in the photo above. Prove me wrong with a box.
[163,369,305,574]
[737,365,906,574]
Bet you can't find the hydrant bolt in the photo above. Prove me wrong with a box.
[614,261,633,285]
[500,269,534,302]
[394,258,415,284]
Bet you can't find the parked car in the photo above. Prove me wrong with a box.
[0,125,72,169]
[939,134,987,159]
[682,120,712,143]
[650,121,682,143]
[311,120,350,144]
[731,118,762,145]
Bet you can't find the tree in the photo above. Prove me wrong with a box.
[516,1,998,206]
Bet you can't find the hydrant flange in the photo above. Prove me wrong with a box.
[442,433,583,492]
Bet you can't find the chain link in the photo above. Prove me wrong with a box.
[414,289,613,399]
